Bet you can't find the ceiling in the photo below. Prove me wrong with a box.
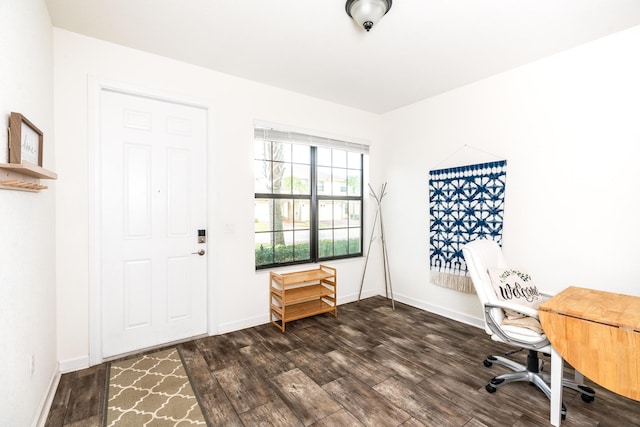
[45,0,640,114]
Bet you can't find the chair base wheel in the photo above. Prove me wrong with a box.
[485,384,497,393]
[577,384,595,403]
[581,393,595,403]
[483,359,493,368]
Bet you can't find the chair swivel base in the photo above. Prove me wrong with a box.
[483,351,595,420]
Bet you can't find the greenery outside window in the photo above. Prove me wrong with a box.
[254,127,366,269]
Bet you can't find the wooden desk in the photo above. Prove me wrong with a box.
[539,286,640,425]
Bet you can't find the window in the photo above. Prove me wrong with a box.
[254,127,366,269]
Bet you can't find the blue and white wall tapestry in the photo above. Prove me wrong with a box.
[429,160,507,293]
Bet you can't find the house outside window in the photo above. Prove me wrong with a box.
[254,127,366,269]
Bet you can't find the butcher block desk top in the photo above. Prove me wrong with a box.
[539,286,640,401]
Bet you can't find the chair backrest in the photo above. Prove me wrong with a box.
[462,239,509,333]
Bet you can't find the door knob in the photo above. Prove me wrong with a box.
[192,249,205,256]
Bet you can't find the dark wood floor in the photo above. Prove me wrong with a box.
[46,296,640,426]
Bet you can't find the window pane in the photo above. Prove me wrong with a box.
[318,229,333,257]
[349,228,362,253]
[254,140,269,160]
[318,201,333,229]
[294,200,310,230]
[274,231,294,263]
[347,169,361,196]
[333,228,349,256]
[255,232,273,266]
[254,199,273,232]
[274,199,293,231]
[273,162,290,194]
[333,149,347,168]
[348,201,361,227]
[348,152,361,170]
[292,144,310,164]
[293,230,310,261]
[254,160,270,193]
[273,142,291,163]
[317,167,331,195]
[317,147,331,166]
[333,168,347,196]
[334,201,348,228]
[292,164,310,195]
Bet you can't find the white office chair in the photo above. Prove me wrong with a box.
[462,239,594,419]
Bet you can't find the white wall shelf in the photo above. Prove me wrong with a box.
[0,162,58,192]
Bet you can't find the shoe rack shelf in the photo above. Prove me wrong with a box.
[270,264,337,332]
[0,162,57,192]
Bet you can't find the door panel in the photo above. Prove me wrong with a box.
[124,260,151,329]
[100,89,207,358]
[124,143,151,238]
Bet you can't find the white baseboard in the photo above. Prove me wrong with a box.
[59,355,90,374]
[338,289,378,305]
[33,364,61,427]
[392,292,484,329]
[218,314,268,334]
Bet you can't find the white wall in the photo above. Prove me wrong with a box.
[0,0,57,425]
[53,29,384,369]
[381,25,640,324]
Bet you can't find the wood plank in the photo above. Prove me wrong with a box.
[325,347,394,387]
[270,368,342,426]
[284,347,343,386]
[198,387,244,427]
[366,343,427,384]
[373,376,471,427]
[238,399,304,426]
[178,341,222,396]
[312,409,363,426]
[66,365,107,424]
[213,365,273,414]
[323,375,412,426]
[195,334,244,371]
[239,342,296,378]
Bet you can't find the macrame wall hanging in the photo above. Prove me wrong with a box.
[429,158,507,293]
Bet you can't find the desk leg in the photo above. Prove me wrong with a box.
[550,347,564,426]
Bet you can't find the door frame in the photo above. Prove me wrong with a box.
[88,77,218,366]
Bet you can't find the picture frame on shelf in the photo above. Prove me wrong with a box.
[8,112,43,166]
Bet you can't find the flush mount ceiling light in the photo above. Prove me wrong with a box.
[345,0,392,32]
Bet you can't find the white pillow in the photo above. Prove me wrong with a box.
[487,268,543,318]
[487,267,545,333]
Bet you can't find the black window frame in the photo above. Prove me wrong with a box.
[254,133,365,270]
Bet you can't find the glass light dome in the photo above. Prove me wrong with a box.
[346,0,392,32]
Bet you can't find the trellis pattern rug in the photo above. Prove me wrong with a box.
[429,160,507,293]
[105,348,207,426]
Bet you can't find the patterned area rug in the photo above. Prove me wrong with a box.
[105,348,207,426]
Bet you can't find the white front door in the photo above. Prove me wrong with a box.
[100,89,208,358]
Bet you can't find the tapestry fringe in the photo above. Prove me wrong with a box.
[431,270,476,294]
